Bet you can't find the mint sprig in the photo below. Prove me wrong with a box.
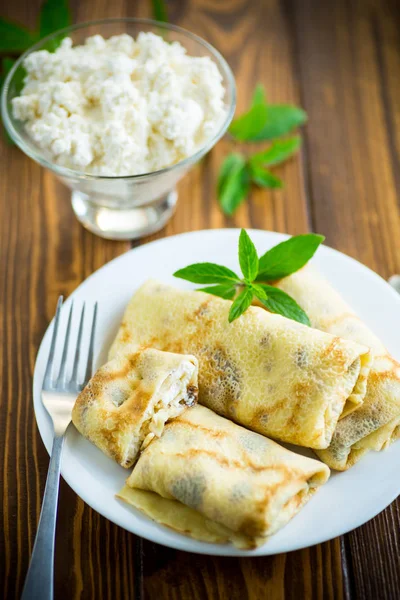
[218,136,300,214]
[173,263,240,285]
[251,84,267,107]
[228,287,254,323]
[151,0,168,22]
[0,20,37,53]
[257,234,324,281]
[256,285,311,326]
[174,229,323,323]
[198,284,236,300]
[230,85,307,142]
[238,229,258,281]
[1,0,73,142]
[248,165,283,189]
[249,136,301,168]
[218,154,250,216]
[0,0,72,54]
[218,84,307,216]
[229,104,268,142]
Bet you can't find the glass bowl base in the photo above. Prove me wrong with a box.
[71,189,177,240]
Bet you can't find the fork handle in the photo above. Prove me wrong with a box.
[21,435,64,600]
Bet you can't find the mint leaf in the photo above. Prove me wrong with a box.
[218,154,250,216]
[218,153,243,196]
[229,104,268,141]
[1,57,16,86]
[197,284,237,300]
[152,0,168,22]
[3,57,25,98]
[0,19,37,52]
[238,229,258,281]
[257,285,310,326]
[250,283,268,300]
[174,263,240,285]
[250,137,301,167]
[257,234,325,281]
[250,166,283,189]
[1,58,17,145]
[251,84,266,107]
[39,0,71,38]
[228,286,254,323]
[250,105,307,141]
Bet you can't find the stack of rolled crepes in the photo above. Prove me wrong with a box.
[72,270,400,548]
[274,265,400,469]
[73,345,330,548]
[109,278,400,470]
[118,405,329,548]
[109,280,372,452]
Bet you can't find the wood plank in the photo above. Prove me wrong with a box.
[7,0,400,597]
[0,1,143,600]
[136,1,342,599]
[290,0,400,597]
[0,0,341,598]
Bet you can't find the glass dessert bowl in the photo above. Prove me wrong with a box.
[1,18,236,240]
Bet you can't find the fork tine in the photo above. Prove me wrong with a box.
[83,302,98,385]
[57,301,74,384]
[43,296,63,388]
[69,303,85,385]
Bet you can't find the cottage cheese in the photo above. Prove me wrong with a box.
[12,33,226,176]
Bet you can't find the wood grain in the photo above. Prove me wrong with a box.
[0,0,399,598]
[290,0,400,597]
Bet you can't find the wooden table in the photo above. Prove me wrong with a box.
[2,0,400,598]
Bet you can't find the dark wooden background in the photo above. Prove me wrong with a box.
[1,0,400,598]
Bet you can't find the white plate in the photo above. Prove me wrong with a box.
[33,229,400,556]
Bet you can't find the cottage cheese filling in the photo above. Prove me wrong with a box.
[12,32,226,176]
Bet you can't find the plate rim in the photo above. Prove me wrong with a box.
[33,228,400,556]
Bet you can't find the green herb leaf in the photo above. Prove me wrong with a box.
[218,153,250,216]
[39,0,72,38]
[1,58,17,144]
[257,285,310,325]
[229,104,268,141]
[0,19,37,53]
[1,57,16,85]
[174,262,241,285]
[218,153,243,196]
[152,0,168,22]
[250,136,301,167]
[251,84,266,107]
[197,284,237,300]
[250,283,268,300]
[238,228,258,281]
[228,286,254,323]
[249,105,307,141]
[250,166,283,189]
[257,234,325,281]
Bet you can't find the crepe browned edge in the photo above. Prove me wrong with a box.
[119,405,330,546]
[72,345,198,468]
[273,265,400,470]
[117,486,266,549]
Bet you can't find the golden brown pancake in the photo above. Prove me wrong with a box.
[118,405,330,549]
[109,280,372,450]
[72,345,198,468]
[274,265,400,469]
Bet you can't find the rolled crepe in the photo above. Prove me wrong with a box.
[275,265,400,469]
[109,280,372,449]
[118,405,330,548]
[72,345,198,468]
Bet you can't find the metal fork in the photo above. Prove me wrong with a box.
[22,296,98,600]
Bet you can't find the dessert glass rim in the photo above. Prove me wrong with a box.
[1,17,236,182]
